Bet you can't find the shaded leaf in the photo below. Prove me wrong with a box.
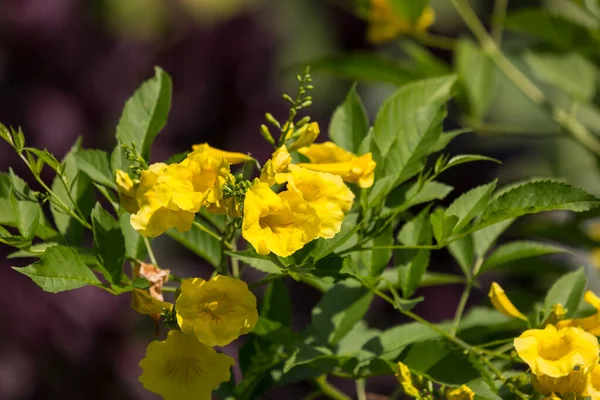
[91,203,125,285]
[329,84,369,153]
[544,267,587,318]
[74,149,117,189]
[480,241,569,273]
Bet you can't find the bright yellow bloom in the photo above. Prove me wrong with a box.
[488,282,528,321]
[395,362,420,398]
[260,145,292,186]
[446,385,475,400]
[557,291,600,336]
[191,142,252,164]
[139,330,234,400]
[242,181,320,257]
[287,122,320,152]
[583,364,600,399]
[298,141,376,188]
[288,165,354,239]
[514,324,599,395]
[116,170,139,213]
[367,0,435,44]
[179,147,233,208]
[176,275,258,347]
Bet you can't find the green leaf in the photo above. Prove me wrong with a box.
[310,53,414,85]
[388,180,454,209]
[12,245,101,293]
[313,213,360,261]
[364,224,394,277]
[119,211,147,260]
[261,279,292,326]
[448,235,475,278]
[480,241,569,273]
[111,67,172,171]
[167,220,221,267]
[373,75,456,187]
[74,149,117,189]
[446,181,497,233]
[524,51,597,102]
[311,279,374,346]
[472,219,514,258]
[476,180,600,231]
[389,0,428,22]
[227,250,283,275]
[455,39,498,120]
[8,171,41,240]
[544,267,587,318]
[329,84,369,154]
[429,129,471,154]
[397,208,433,297]
[51,140,95,245]
[91,203,125,285]
[430,209,458,245]
[363,321,442,360]
[442,155,501,173]
[24,147,62,173]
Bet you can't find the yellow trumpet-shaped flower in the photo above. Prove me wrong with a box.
[242,181,320,257]
[260,145,292,186]
[179,147,233,208]
[139,330,234,400]
[115,170,139,213]
[446,385,475,400]
[176,275,258,347]
[583,364,600,399]
[488,282,528,321]
[191,142,252,164]
[395,362,420,398]
[367,0,435,44]
[557,291,600,336]
[514,324,599,395]
[298,141,376,188]
[287,165,354,239]
[287,122,320,152]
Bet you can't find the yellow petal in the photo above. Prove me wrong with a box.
[367,0,435,44]
[395,362,420,398]
[446,385,475,400]
[488,282,528,321]
[287,122,320,151]
[191,143,252,164]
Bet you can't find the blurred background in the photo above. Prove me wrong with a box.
[1,0,599,398]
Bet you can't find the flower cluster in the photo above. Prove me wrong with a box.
[395,361,475,399]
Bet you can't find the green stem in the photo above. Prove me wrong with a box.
[162,286,178,292]
[415,33,456,50]
[356,380,367,400]
[450,0,600,156]
[144,237,158,265]
[450,281,472,336]
[491,0,508,45]
[230,242,240,279]
[192,220,226,244]
[313,376,351,400]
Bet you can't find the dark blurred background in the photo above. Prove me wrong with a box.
[0,0,597,399]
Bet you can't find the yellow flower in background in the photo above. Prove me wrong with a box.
[139,330,234,400]
[260,145,292,186]
[116,170,139,213]
[395,362,420,398]
[176,275,258,347]
[191,143,252,164]
[514,325,599,395]
[298,141,376,188]
[583,364,600,399]
[288,165,354,239]
[446,385,475,400]
[287,122,320,152]
[557,291,600,336]
[488,282,528,321]
[242,181,320,257]
[131,288,173,316]
[367,0,435,44]
[591,248,600,270]
[543,394,561,400]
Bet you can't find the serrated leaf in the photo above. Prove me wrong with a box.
[430,209,458,244]
[329,84,369,154]
[477,180,600,230]
[397,208,433,297]
[373,76,456,188]
[8,171,41,240]
[12,246,101,293]
[448,235,475,278]
[227,250,282,275]
[363,321,442,360]
[10,126,25,152]
[545,267,587,318]
[24,147,62,173]
[429,128,471,154]
[111,67,172,171]
[388,180,454,209]
[442,155,501,172]
[480,241,569,273]
[91,203,125,285]
[363,224,394,277]
[447,181,497,233]
[167,220,221,267]
[74,149,117,189]
[525,51,597,102]
[472,219,514,258]
[455,39,498,120]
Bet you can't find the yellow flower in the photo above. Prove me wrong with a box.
[298,141,376,188]
[288,165,354,239]
[242,181,320,257]
[543,394,561,400]
[583,364,600,399]
[176,275,258,347]
[395,362,420,398]
[179,147,233,207]
[446,385,475,400]
[514,324,599,395]
[131,288,173,316]
[367,0,435,44]
[557,291,600,336]
[139,330,234,400]
[116,170,139,213]
[488,282,528,321]
[260,145,292,186]
[191,142,252,164]
[287,122,320,152]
